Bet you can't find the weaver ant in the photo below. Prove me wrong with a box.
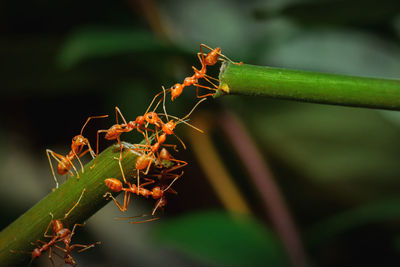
[30,189,100,266]
[170,43,241,100]
[104,171,182,215]
[125,94,204,190]
[95,95,164,183]
[46,115,108,189]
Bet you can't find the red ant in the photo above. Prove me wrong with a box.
[94,95,165,183]
[30,189,100,266]
[170,43,241,100]
[104,171,182,215]
[141,93,205,156]
[124,94,204,190]
[46,115,108,189]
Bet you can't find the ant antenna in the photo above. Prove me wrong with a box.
[181,98,206,121]
[162,85,169,121]
[173,133,186,150]
[163,171,184,192]
[157,114,204,133]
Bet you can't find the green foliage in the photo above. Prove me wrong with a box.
[153,211,288,267]
[307,197,400,247]
[58,26,166,69]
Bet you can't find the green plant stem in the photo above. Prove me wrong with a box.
[0,142,141,266]
[216,62,400,110]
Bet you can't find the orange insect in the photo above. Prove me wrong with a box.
[104,172,182,215]
[46,115,108,188]
[125,96,204,190]
[30,189,99,266]
[142,95,206,155]
[95,107,157,157]
[170,43,242,100]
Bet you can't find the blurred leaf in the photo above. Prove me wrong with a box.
[153,211,288,267]
[58,26,167,69]
[307,197,400,247]
[223,97,400,203]
[254,0,400,28]
[262,29,400,78]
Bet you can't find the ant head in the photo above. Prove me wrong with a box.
[144,112,160,125]
[32,248,41,259]
[171,84,183,101]
[152,187,163,199]
[72,135,87,146]
[64,253,76,265]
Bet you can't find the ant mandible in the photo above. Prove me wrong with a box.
[46,115,108,189]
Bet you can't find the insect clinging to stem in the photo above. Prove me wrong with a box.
[46,115,108,188]
[29,189,100,266]
[104,171,183,215]
[170,43,242,101]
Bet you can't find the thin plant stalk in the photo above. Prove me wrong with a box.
[216,62,400,110]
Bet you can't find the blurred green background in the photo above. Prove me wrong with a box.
[1,0,400,266]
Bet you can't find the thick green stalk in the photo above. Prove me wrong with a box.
[216,62,400,110]
[0,142,140,266]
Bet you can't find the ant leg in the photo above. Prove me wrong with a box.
[173,134,186,150]
[130,217,160,224]
[80,115,109,136]
[196,52,206,71]
[152,198,165,216]
[136,169,141,193]
[46,149,79,188]
[161,161,188,178]
[144,88,171,115]
[91,129,108,170]
[141,178,155,187]
[71,242,101,253]
[136,127,152,147]
[195,83,218,98]
[163,172,183,192]
[70,223,85,237]
[96,130,108,157]
[202,75,220,89]
[117,155,128,184]
[162,143,179,152]
[46,149,60,189]
[72,149,85,175]
[104,192,129,212]
[143,154,154,176]
[64,188,86,219]
[199,44,208,65]
[115,106,128,125]
[43,213,54,238]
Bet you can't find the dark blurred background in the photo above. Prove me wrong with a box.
[1,0,400,266]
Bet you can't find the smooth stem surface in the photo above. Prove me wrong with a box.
[0,142,140,266]
[216,62,400,110]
